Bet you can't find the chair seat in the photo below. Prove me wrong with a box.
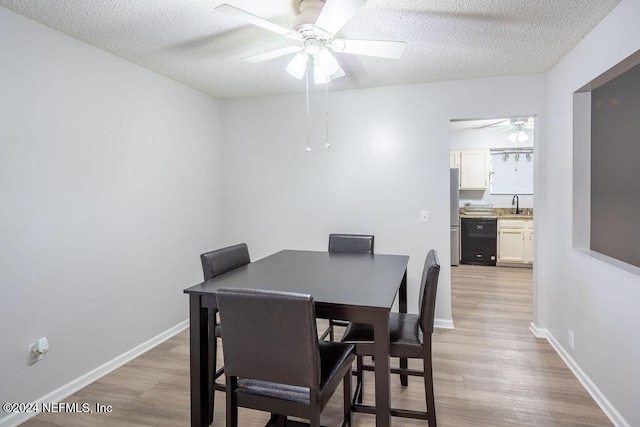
[237,341,354,405]
[342,312,422,346]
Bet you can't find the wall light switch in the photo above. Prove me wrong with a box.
[420,211,429,223]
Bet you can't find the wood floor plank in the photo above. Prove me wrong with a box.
[24,265,611,426]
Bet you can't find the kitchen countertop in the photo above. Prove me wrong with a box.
[459,208,533,220]
[460,214,533,219]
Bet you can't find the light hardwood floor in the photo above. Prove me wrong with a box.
[25,265,611,426]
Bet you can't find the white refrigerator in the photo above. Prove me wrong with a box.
[450,168,460,266]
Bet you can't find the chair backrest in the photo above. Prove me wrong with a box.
[216,288,321,389]
[418,250,441,334]
[200,243,250,281]
[328,234,375,254]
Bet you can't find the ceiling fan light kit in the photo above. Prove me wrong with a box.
[286,51,309,79]
[507,131,529,143]
[216,0,406,84]
[507,117,531,143]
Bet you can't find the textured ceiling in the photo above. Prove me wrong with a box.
[0,0,621,98]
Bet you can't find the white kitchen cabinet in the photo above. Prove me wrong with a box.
[459,150,489,190]
[525,228,534,263]
[498,228,527,263]
[498,219,533,266]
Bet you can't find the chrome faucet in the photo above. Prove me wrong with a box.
[512,194,522,214]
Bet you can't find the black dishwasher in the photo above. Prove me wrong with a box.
[461,218,497,266]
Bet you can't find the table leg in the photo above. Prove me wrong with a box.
[399,270,408,386]
[373,311,391,427]
[189,295,210,427]
[208,310,218,424]
[399,270,407,313]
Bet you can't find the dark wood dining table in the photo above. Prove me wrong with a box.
[184,249,409,427]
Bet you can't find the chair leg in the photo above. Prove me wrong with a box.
[400,356,408,386]
[356,355,364,404]
[329,321,335,341]
[343,368,352,426]
[266,414,286,427]
[423,340,436,426]
[226,377,238,427]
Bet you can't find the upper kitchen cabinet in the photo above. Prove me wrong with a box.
[459,149,489,190]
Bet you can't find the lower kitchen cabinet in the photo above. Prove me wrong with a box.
[524,227,533,264]
[497,218,533,266]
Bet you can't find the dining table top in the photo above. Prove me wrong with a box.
[184,249,410,309]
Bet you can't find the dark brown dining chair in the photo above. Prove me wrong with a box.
[341,249,440,426]
[321,233,375,341]
[199,243,250,423]
[216,288,355,427]
[328,233,375,254]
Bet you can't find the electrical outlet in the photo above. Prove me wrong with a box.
[420,210,429,223]
[28,342,40,365]
[27,337,49,365]
[568,330,575,350]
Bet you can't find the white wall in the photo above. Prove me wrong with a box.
[0,7,222,422]
[220,74,546,324]
[542,0,640,425]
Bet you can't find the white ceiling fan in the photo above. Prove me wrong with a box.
[502,117,534,143]
[216,0,406,84]
[455,117,534,142]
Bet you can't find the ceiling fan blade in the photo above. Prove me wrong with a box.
[314,0,366,36]
[216,4,301,41]
[330,39,406,59]
[476,119,509,129]
[241,45,303,63]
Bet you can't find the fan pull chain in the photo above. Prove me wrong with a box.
[325,82,330,148]
[305,65,311,152]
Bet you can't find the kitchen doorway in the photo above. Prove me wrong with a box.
[448,117,536,326]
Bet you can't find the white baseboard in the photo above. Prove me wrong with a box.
[528,321,547,338]
[545,331,630,427]
[0,320,189,427]
[435,318,454,330]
